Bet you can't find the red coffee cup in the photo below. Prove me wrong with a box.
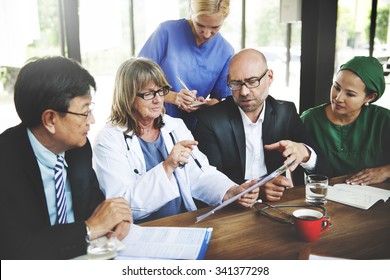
[292,209,330,242]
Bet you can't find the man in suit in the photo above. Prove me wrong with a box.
[0,56,132,259]
[194,48,332,201]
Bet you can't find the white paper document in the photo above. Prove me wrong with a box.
[116,224,212,260]
[327,184,390,210]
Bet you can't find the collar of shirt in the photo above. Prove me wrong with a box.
[237,102,268,180]
[238,101,266,126]
[27,128,67,169]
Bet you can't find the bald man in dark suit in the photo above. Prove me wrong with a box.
[194,48,332,201]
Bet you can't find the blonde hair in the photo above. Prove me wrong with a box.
[109,57,170,135]
[190,0,230,17]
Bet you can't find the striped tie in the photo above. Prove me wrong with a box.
[54,155,68,224]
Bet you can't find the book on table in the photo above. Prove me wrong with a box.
[327,183,390,210]
[116,224,213,260]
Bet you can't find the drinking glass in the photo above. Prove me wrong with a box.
[305,174,329,205]
[86,231,118,260]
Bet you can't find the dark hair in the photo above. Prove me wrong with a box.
[14,56,96,128]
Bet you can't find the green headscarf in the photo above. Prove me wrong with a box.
[339,56,385,103]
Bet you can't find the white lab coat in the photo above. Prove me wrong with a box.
[93,115,234,221]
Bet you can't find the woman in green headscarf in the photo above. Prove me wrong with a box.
[301,56,390,185]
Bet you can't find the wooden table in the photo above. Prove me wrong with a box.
[141,176,390,259]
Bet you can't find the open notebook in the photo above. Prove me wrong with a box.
[327,184,390,210]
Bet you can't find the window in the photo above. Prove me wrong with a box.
[336,0,390,109]
[0,0,62,132]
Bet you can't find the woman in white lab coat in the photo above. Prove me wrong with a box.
[93,57,258,223]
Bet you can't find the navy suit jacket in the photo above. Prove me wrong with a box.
[0,124,104,259]
[194,96,333,185]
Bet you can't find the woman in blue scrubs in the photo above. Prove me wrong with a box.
[138,0,234,131]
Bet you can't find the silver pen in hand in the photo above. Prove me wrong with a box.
[176,76,204,108]
[176,76,190,90]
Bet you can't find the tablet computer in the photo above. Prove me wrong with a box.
[196,161,294,223]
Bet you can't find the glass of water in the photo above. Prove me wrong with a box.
[305,174,329,205]
[86,231,118,260]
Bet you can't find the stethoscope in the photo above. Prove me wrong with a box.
[253,200,328,225]
[123,132,182,175]
[123,134,143,175]
[123,132,177,149]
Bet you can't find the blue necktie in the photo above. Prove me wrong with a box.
[54,155,68,224]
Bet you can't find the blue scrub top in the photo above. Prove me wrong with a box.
[139,19,234,130]
[137,133,185,222]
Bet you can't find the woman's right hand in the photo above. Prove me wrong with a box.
[176,89,203,112]
[162,140,198,177]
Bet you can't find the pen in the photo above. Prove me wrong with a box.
[131,207,147,212]
[176,76,189,90]
[176,76,204,108]
[122,189,147,212]
[170,131,204,172]
[190,152,205,172]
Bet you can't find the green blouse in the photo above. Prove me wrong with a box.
[301,104,390,177]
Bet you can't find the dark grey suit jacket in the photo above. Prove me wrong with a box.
[0,124,104,259]
[194,96,333,185]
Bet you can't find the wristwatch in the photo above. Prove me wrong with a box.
[85,223,91,242]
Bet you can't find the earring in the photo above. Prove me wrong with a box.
[365,102,369,106]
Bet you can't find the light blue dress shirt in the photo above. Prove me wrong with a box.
[27,129,75,225]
